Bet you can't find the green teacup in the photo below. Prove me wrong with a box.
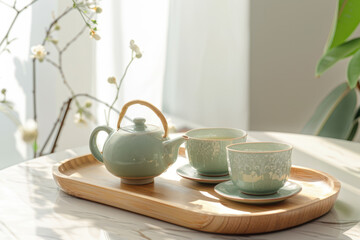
[184,128,247,176]
[226,142,292,195]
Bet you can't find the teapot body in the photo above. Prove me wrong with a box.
[102,130,171,179]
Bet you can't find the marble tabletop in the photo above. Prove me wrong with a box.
[0,131,359,240]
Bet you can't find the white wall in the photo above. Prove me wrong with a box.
[163,0,249,130]
[249,0,348,133]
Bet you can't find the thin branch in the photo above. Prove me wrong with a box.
[20,0,39,12]
[61,24,87,53]
[31,5,74,157]
[48,94,129,154]
[51,98,72,153]
[41,7,73,46]
[39,101,67,155]
[106,56,135,125]
[45,58,59,68]
[32,59,37,121]
[58,61,76,96]
[44,24,89,108]
[0,0,13,8]
[74,93,132,121]
[38,20,94,155]
[0,0,39,50]
[32,58,37,157]
[75,93,120,113]
[39,93,131,156]
[72,0,92,29]
[0,13,20,48]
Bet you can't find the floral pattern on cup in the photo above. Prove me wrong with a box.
[184,128,247,176]
[226,142,292,195]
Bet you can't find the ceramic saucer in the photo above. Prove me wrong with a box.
[214,180,302,204]
[176,164,230,184]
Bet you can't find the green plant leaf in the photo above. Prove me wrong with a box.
[326,0,360,50]
[317,38,360,76]
[347,105,360,140]
[347,120,358,140]
[354,105,360,119]
[302,82,357,139]
[347,49,360,88]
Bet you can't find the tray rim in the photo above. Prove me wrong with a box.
[52,154,341,234]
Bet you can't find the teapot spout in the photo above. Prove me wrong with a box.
[163,135,186,165]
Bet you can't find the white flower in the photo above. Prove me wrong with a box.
[107,76,116,84]
[18,119,38,143]
[129,40,142,58]
[74,113,87,125]
[31,45,47,62]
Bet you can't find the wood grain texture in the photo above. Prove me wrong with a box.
[52,154,341,234]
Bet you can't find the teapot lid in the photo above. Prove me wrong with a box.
[121,117,161,134]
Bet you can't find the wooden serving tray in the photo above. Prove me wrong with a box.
[53,154,341,234]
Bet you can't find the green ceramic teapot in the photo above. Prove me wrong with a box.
[89,100,185,185]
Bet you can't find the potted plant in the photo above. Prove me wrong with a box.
[303,0,360,141]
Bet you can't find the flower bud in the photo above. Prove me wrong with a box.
[55,25,60,31]
[92,33,101,40]
[85,101,92,108]
[107,76,116,84]
[129,40,142,58]
[95,7,102,13]
[1,88,6,95]
[18,119,38,143]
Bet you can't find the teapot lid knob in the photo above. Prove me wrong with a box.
[133,117,146,131]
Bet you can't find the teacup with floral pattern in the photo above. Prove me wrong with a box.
[226,142,292,195]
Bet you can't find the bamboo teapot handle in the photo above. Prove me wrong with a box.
[117,100,168,138]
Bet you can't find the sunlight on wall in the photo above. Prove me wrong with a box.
[95,0,169,131]
[0,2,32,163]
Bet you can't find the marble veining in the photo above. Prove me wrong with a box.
[0,132,359,239]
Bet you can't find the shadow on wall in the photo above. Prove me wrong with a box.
[0,0,58,168]
[0,115,23,169]
[0,56,32,169]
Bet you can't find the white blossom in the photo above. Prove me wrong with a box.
[18,119,38,143]
[129,40,142,58]
[31,45,47,62]
[74,113,87,125]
